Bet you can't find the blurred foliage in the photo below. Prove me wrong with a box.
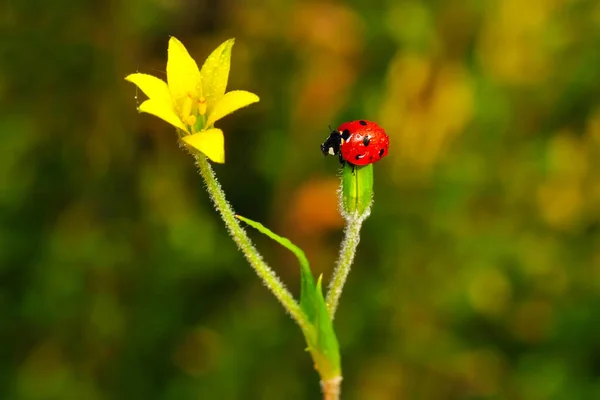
[2,0,600,399]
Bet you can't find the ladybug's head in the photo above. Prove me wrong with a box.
[320,129,342,156]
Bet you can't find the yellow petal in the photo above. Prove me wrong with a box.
[138,99,188,131]
[182,128,225,163]
[200,39,234,114]
[206,90,259,127]
[125,73,171,103]
[167,37,202,111]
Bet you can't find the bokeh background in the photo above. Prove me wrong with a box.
[2,0,600,399]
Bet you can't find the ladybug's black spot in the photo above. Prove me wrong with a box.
[379,148,384,157]
[369,156,373,161]
[355,154,364,161]
[341,129,351,140]
[359,120,367,126]
[363,135,371,146]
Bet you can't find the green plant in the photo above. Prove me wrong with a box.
[126,37,378,400]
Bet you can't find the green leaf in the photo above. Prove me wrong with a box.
[308,275,341,379]
[235,216,340,379]
[235,215,317,322]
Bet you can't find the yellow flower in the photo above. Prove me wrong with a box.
[125,37,260,163]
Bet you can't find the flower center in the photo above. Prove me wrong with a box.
[181,92,208,133]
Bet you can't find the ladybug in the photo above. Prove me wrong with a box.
[320,120,389,166]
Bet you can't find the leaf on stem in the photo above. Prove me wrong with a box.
[310,275,341,379]
[235,215,341,379]
[235,215,317,322]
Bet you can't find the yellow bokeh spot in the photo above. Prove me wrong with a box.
[477,0,558,84]
[467,268,512,316]
[379,53,473,178]
[537,133,588,230]
[537,179,583,229]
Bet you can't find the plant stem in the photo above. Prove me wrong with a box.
[321,376,342,400]
[194,153,309,331]
[325,215,365,318]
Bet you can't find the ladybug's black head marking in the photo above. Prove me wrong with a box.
[321,129,342,157]
[341,129,351,141]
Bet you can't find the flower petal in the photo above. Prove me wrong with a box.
[182,128,225,163]
[138,99,188,131]
[206,90,260,127]
[167,37,202,111]
[200,39,234,114]
[125,73,171,103]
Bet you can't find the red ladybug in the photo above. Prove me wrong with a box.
[320,120,389,166]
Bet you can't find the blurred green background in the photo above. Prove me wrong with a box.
[2,0,600,399]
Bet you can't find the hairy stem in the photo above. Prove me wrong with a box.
[321,376,342,400]
[194,154,309,331]
[325,216,365,318]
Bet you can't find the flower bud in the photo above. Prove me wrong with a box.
[340,163,373,219]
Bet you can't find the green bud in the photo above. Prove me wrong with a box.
[340,163,373,219]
